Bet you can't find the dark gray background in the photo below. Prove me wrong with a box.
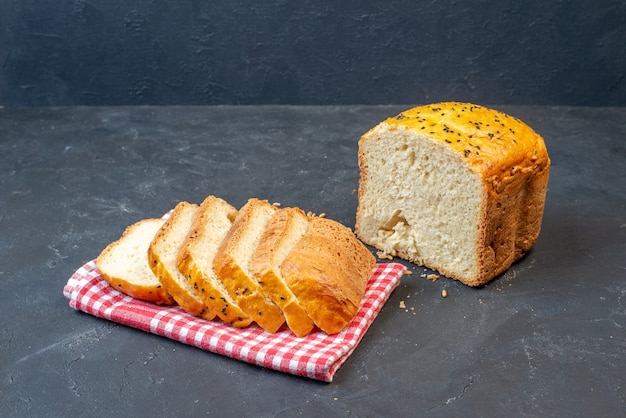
[1,0,624,107]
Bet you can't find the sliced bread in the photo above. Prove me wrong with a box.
[213,198,285,333]
[281,217,376,334]
[148,201,216,320]
[177,196,253,328]
[251,207,314,337]
[96,218,175,305]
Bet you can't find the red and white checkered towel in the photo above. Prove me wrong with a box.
[63,260,405,382]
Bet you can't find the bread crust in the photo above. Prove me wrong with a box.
[148,202,216,320]
[281,217,376,334]
[251,207,315,337]
[356,102,550,286]
[96,218,175,305]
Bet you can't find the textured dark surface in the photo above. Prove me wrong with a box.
[0,105,625,416]
[1,0,625,107]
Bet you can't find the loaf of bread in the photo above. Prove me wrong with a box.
[356,102,550,286]
[96,218,175,305]
[148,202,216,320]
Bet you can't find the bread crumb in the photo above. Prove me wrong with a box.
[427,274,439,282]
[399,300,406,309]
[377,251,393,260]
[403,269,412,275]
[441,289,448,298]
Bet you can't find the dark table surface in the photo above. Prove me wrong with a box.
[1,105,624,417]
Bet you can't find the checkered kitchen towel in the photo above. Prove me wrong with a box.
[63,260,405,382]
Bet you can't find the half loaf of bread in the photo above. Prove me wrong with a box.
[96,218,175,305]
[148,202,216,320]
[356,102,550,286]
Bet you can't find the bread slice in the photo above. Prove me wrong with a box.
[96,218,175,305]
[251,207,314,337]
[356,102,550,286]
[213,198,285,333]
[281,217,376,334]
[177,196,253,328]
[148,202,216,320]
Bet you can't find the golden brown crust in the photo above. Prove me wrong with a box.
[213,198,285,333]
[474,158,550,286]
[148,202,216,320]
[251,207,315,337]
[383,102,550,180]
[98,274,175,306]
[281,217,376,334]
[97,218,176,305]
[177,196,253,328]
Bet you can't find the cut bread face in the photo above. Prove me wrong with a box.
[148,202,216,320]
[96,218,175,305]
[213,198,285,333]
[281,217,376,335]
[251,207,314,337]
[358,126,483,283]
[177,196,253,328]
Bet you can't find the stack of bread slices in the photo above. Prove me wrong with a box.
[96,196,376,336]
